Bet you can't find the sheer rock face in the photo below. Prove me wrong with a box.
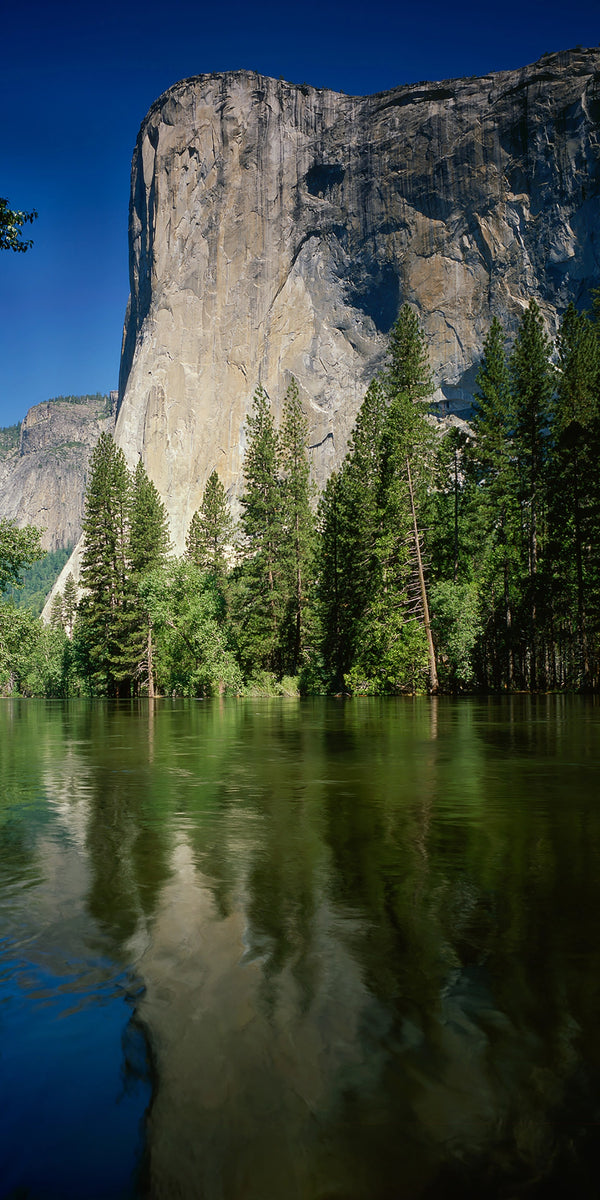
[116,48,600,550]
[0,396,116,551]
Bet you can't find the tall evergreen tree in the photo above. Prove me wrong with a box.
[465,317,519,686]
[359,305,435,692]
[317,378,388,687]
[76,433,135,696]
[315,470,347,690]
[129,459,171,696]
[279,379,315,675]
[49,591,65,631]
[549,303,600,685]
[62,574,78,638]
[383,303,434,401]
[186,470,233,581]
[470,317,513,485]
[318,305,436,693]
[349,386,431,693]
[233,386,285,675]
[510,300,554,687]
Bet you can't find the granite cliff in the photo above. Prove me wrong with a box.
[0,395,116,551]
[115,47,600,550]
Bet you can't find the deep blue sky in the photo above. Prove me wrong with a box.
[1,0,598,427]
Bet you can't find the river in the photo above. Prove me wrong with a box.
[1,696,599,1198]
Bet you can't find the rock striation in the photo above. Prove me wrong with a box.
[116,48,600,550]
[0,394,116,551]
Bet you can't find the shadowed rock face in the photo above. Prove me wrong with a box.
[116,48,600,550]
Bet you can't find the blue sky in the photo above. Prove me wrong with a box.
[1,0,598,427]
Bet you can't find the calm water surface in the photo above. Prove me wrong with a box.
[1,697,599,1198]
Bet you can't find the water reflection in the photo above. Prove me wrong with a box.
[0,701,152,1199]
[1,698,599,1198]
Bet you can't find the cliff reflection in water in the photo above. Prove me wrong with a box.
[1,697,599,1198]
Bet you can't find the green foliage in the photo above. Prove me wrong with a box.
[6,297,600,699]
[425,301,600,692]
[509,301,555,687]
[315,379,388,688]
[0,600,76,698]
[141,562,243,697]
[6,546,71,614]
[129,458,172,696]
[345,608,428,695]
[186,470,233,578]
[244,671,300,696]
[49,392,111,408]
[425,426,473,586]
[75,443,173,696]
[471,316,513,473]
[0,520,44,594]
[314,470,350,690]
[77,433,137,696]
[49,591,65,630]
[233,386,286,674]
[0,602,42,694]
[430,580,482,690]
[316,305,438,694]
[278,379,315,674]
[546,303,600,686]
[456,319,520,686]
[381,303,434,402]
[0,197,37,253]
[320,306,435,694]
[0,423,21,457]
[62,574,78,637]
[130,459,172,579]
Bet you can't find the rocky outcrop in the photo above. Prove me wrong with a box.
[116,48,600,550]
[0,394,116,551]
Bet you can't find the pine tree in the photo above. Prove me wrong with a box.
[186,470,233,580]
[77,433,135,696]
[186,512,203,567]
[349,390,431,693]
[465,317,519,686]
[383,303,434,401]
[233,386,285,676]
[318,306,436,693]
[62,574,78,638]
[353,305,435,692]
[510,300,554,688]
[49,591,65,630]
[471,317,513,485]
[382,305,437,690]
[315,471,347,690]
[550,303,600,685]
[317,378,388,686]
[279,379,315,675]
[129,459,171,696]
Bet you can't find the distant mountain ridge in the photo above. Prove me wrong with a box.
[0,394,116,551]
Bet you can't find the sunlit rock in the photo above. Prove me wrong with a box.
[116,48,600,550]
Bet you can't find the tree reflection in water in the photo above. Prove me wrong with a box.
[1,696,599,1198]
